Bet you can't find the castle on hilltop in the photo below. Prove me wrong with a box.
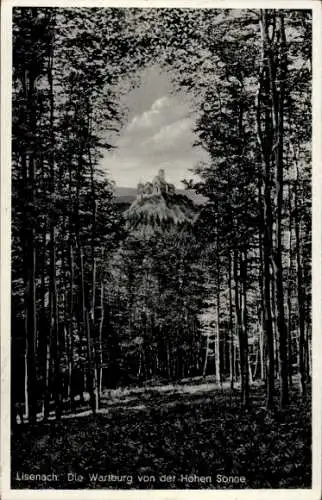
[137,169,175,198]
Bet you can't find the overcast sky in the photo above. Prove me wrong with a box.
[101,65,209,189]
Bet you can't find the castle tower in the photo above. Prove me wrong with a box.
[137,182,144,194]
[158,169,165,182]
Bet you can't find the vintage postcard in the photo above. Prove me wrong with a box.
[1,0,321,499]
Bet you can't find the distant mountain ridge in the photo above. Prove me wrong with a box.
[114,186,207,205]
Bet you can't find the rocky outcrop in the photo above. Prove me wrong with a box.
[124,170,197,233]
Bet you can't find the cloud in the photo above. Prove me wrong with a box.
[127,96,171,131]
[151,96,169,111]
[126,95,191,138]
[144,117,193,148]
[102,88,209,188]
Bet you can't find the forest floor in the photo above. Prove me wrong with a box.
[11,378,311,489]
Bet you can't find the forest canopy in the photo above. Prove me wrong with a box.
[11,7,311,426]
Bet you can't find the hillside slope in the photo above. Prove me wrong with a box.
[114,186,207,206]
[122,170,200,233]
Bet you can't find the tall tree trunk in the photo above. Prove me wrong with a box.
[271,274,278,379]
[215,278,221,386]
[258,184,266,383]
[48,30,62,420]
[24,67,38,424]
[233,250,245,402]
[88,139,98,412]
[166,342,171,379]
[97,269,104,407]
[257,10,276,410]
[261,175,275,410]
[50,227,61,419]
[287,183,293,388]
[271,12,289,408]
[303,258,311,385]
[68,241,74,409]
[25,193,37,424]
[259,322,265,381]
[240,250,249,406]
[202,334,210,378]
[228,251,235,389]
[252,342,259,382]
[303,211,311,385]
[43,338,52,420]
[295,169,306,397]
[79,244,96,413]
[38,169,48,417]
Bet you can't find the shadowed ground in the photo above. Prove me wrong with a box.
[11,379,311,489]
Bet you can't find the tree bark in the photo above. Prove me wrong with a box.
[257,10,277,410]
[88,137,99,412]
[25,194,37,424]
[24,69,38,424]
[295,168,306,397]
[228,251,235,389]
[97,273,104,407]
[48,28,62,420]
[234,250,248,405]
[240,250,249,406]
[202,334,210,378]
[68,242,74,409]
[215,278,221,386]
[287,183,293,388]
[271,12,289,407]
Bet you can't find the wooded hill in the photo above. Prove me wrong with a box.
[114,186,207,206]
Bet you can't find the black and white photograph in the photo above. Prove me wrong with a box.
[1,0,322,496]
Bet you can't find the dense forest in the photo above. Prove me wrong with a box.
[11,7,312,489]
